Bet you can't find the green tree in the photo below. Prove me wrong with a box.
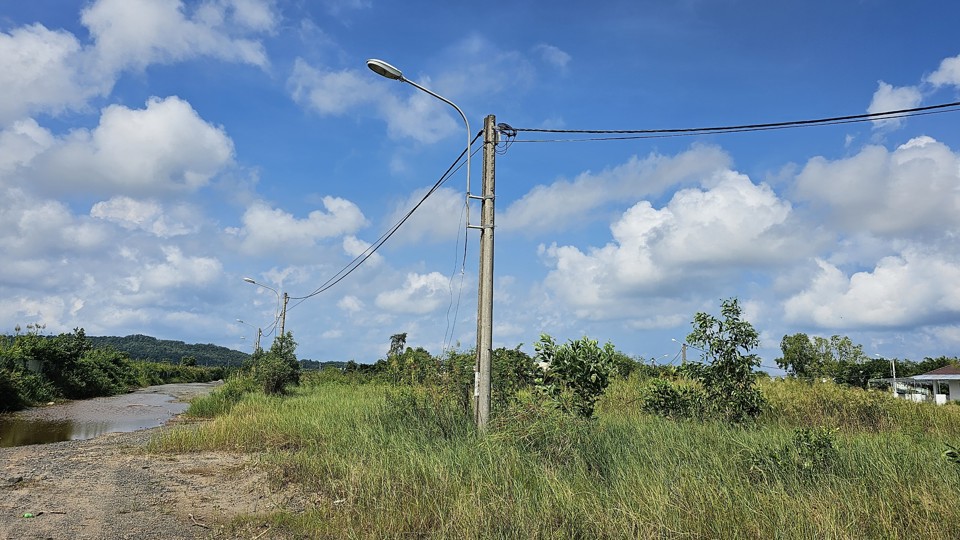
[687,298,765,423]
[776,333,821,378]
[534,334,618,417]
[252,332,300,394]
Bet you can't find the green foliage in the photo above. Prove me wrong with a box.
[382,384,473,441]
[87,334,247,367]
[640,377,706,420]
[251,332,301,394]
[747,427,839,484]
[491,346,538,412]
[187,375,258,418]
[534,334,618,417]
[687,298,765,423]
[0,326,222,411]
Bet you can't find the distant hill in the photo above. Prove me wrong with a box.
[88,334,248,367]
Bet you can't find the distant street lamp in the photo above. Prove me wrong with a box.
[242,277,288,342]
[876,353,897,398]
[237,319,262,353]
[367,58,495,430]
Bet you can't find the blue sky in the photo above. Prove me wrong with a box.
[2,0,960,368]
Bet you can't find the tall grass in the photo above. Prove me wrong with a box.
[151,376,960,539]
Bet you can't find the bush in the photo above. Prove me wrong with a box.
[534,334,618,417]
[253,354,298,395]
[640,377,706,420]
[747,426,839,484]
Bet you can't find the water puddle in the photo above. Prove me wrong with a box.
[0,382,220,448]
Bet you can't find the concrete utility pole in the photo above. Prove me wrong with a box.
[474,114,496,429]
[280,292,289,338]
[681,343,687,365]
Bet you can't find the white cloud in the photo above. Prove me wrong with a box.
[289,58,459,145]
[541,170,800,319]
[81,0,273,72]
[338,295,364,313]
[533,43,572,70]
[926,53,960,88]
[502,145,733,234]
[342,235,382,265]
[794,136,960,238]
[0,188,109,259]
[238,197,367,254]
[784,249,960,329]
[867,81,922,129]
[90,196,198,237]
[0,24,103,124]
[375,272,450,314]
[140,246,223,290]
[29,96,234,196]
[0,119,55,177]
[385,186,464,244]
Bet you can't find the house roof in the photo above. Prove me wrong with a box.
[910,365,960,381]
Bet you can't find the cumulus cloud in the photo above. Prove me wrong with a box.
[0,188,108,260]
[342,235,382,265]
[90,196,198,237]
[237,197,367,254]
[81,0,275,72]
[375,272,450,314]
[289,59,458,144]
[867,81,922,129]
[794,136,960,238]
[385,186,464,244]
[540,171,800,319]
[502,145,733,234]
[0,119,55,178]
[926,53,960,88]
[0,0,278,125]
[784,249,960,329]
[0,24,102,124]
[28,97,234,196]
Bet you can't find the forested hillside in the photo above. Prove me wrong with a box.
[88,334,248,367]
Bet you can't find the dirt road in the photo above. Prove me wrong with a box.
[0,388,301,539]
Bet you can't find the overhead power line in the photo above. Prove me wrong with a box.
[509,101,960,143]
[286,131,483,309]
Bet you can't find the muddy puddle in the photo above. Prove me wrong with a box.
[0,381,221,447]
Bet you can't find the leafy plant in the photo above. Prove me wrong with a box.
[687,298,766,423]
[534,334,618,417]
[748,426,839,484]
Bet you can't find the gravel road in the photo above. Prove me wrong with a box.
[0,387,299,540]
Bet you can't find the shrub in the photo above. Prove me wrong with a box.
[534,334,618,417]
[747,426,839,484]
[640,377,706,419]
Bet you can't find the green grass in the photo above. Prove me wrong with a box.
[150,376,960,539]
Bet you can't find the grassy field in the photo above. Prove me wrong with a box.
[150,374,960,539]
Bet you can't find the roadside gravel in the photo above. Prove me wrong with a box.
[0,419,301,539]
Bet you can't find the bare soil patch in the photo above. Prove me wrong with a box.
[0,423,301,539]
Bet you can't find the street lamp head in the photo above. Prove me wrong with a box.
[243,277,256,284]
[366,59,403,81]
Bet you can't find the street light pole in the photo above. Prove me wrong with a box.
[242,277,284,348]
[237,319,262,353]
[367,59,495,429]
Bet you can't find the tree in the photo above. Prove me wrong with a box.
[687,298,764,423]
[534,334,618,417]
[252,331,300,394]
[776,333,820,378]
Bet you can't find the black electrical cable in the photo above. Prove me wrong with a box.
[511,100,960,136]
[285,130,483,308]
